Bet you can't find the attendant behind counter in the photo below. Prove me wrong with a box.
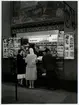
[34,45,43,57]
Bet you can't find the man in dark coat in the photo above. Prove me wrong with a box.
[42,48,56,89]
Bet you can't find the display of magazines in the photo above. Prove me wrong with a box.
[13,38,21,58]
[64,33,74,59]
[57,31,64,58]
[14,48,20,58]
[3,38,21,58]
[14,38,21,48]
[8,38,14,49]
[3,39,8,58]
[8,38,14,58]
[51,42,57,57]
[36,41,57,57]
[3,48,8,58]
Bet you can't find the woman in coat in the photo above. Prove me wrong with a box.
[17,49,26,84]
[25,48,37,88]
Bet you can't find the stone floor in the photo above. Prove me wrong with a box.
[2,83,77,104]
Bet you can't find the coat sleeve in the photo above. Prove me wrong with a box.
[25,56,28,63]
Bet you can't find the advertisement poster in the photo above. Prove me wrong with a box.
[57,31,64,57]
[64,33,74,59]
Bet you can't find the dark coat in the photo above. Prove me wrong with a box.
[34,50,43,57]
[42,54,56,71]
[17,54,26,74]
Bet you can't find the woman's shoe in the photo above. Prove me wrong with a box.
[29,86,31,88]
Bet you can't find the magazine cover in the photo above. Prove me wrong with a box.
[57,31,64,58]
[3,39,8,58]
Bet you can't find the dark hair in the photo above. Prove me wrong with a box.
[18,49,23,54]
[45,48,50,53]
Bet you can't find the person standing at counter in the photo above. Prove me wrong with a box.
[34,45,43,57]
[25,48,37,88]
[42,48,56,89]
[17,49,26,85]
